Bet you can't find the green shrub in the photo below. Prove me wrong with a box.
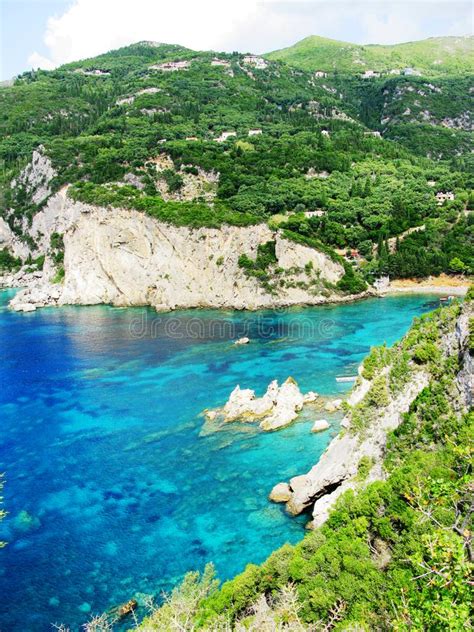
[0,248,20,271]
[337,262,367,295]
[389,350,412,393]
[52,266,65,284]
[412,340,440,365]
[362,344,392,380]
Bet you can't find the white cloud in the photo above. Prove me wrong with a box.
[27,0,471,71]
[27,0,263,70]
[361,12,425,45]
[27,51,56,71]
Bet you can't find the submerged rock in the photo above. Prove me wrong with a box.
[12,510,41,533]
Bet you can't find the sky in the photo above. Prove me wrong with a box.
[0,0,472,80]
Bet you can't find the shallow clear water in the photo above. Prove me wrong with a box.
[0,291,441,630]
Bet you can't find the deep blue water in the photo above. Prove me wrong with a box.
[0,290,441,631]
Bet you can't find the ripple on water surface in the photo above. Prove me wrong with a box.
[0,291,441,630]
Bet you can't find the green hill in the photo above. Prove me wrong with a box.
[266,34,474,76]
[0,41,473,282]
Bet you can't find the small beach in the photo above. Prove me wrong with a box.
[386,274,470,296]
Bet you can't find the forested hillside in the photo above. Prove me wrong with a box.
[0,39,473,281]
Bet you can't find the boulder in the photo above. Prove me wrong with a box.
[222,385,274,422]
[289,474,309,494]
[269,482,292,503]
[311,419,330,433]
[234,337,250,345]
[260,377,305,430]
[13,303,36,313]
[324,398,343,412]
[303,391,318,403]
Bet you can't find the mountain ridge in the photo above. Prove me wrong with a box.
[266,33,474,75]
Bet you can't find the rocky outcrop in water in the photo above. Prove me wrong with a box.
[205,377,318,431]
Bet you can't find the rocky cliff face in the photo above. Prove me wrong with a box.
[280,300,472,528]
[6,190,358,312]
[11,146,57,207]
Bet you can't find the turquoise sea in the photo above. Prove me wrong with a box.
[0,290,441,630]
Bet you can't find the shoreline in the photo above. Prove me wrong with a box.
[1,271,470,312]
[383,276,470,297]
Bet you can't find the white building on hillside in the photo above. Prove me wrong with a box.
[435,191,455,205]
[215,131,237,143]
[149,60,191,72]
[403,67,422,76]
[361,70,380,79]
[211,58,231,67]
[242,55,268,69]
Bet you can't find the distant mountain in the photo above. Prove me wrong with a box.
[266,35,474,76]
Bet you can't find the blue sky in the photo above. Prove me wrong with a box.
[1,0,472,80]
[1,0,71,79]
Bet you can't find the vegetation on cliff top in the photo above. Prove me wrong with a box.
[136,294,473,631]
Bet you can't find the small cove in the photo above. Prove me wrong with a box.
[0,291,442,630]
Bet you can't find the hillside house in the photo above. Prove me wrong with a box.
[242,55,268,69]
[150,60,191,72]
[321,130,330,137]
[403,67,421,77]
[304,210,326,217]
[211,58,230,67]
[314,71,328,78]
[75,68,110,77]
[389,69,401,75]
[361,70,380,79]
[185,136,198,141]
[306,169,329,179]
[436,191,455,205]
[365,131,382,138]
[248,129,262,136]
[136,87,161,96]
[215,131,237,143]
[116,96,135,106]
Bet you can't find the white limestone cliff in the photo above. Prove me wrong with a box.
[11,146,57,206]
[5,192,369,312]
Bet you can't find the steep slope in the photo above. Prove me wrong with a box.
[267,34,474,76]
